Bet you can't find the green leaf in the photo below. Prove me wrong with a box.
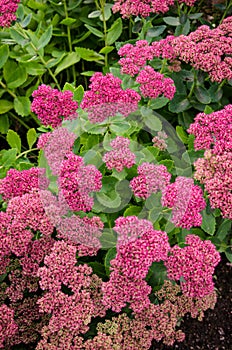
[159,159,174,172]
[21,13,32,28]
[1,148,17,168]
[6,130,21,153]
[75,47,104,62]
[74,85,85,104]
[96,191,121,208]
[88,10,101,18]
[216,219,232,241]
[176,125,188,144]
[106,18,122,45]
[54,52,80,75]
[100,228,117,249]
[201,210,216,235]
[109,121,131,134]
[6,66,27,89]
[10,28,30,47]
[146,25,166,37]
[60,17,76,25]
[23,61,46,75]
[37,25,53,50]
[87,262,106,279]
[27,128,37,149]
[150,96,169,109]
[99,46,114,54]
[84,24,104,38]
[194,86,211,104]
[169,94,191,113]
[0,100,13,114]
[225,247,232,263]
[100,4,112,21]
[0,45,9,69]
[0,115,9,134]
[104,247,117,275]
[81,70,95,76]
[163,17,180,26]
[123,205,142,217]
[141,106,162,131]
[14,96,31,117]
[146,261,167,290]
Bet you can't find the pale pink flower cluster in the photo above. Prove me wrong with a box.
[165,235,221,297]
[161,176,206,229]
[102,216,170,313]
[57,215,103,256]
[4,190,54,257]
[0,167,49,201]
[37,241,106,349]
[0,305,18,348]
[130,162,171,199]
[80,72,141,123]
[103,136,136,172]
[0,0,20,27]
[136,66,176,99]
[58,152,102,212]
[112,0,197,18]
[188,105,232,219]
[170,18,232,82]
[31,85,78,128]
[152,131,168,151]
[39,127,76,176]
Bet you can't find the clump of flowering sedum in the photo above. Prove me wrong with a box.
[31,84,78,128]
[80,72,141,123]
[188,104,232,219]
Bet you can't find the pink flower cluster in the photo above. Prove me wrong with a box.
[31,85,78,128]
[165,235,221,297]
[112,0,197,18]
[57,214,103,256]
[130,162,171,199]
[80,72,140,123]
[58,152,102,212]
[0,167,49,201]
[0,0,20,27]
[0,305,18,348]
[37,240,107,349]
[103,136,136,172]
[136,66,176,100]
[39,127,77,176]
[188,105,232,219]
[152,131,168,151]
[102,216,170,313]
[188,104,232,154]
[161,176,206,229]
[170,17,232,82]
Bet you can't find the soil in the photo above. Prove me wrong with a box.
[151,255,232,350]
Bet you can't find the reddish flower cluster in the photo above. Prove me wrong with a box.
[165,235,221,297]
[0,0,20,27]
[58,152,102,212]
[103,136,136,172]
[136,66,176,100]
[102,216,170,312]
[0,167,49,201]
[161,176,206,229]
[170,17,232,82]
[112,0,197,18]
[188,105,232,219]
[31,85,78,128]
[130,162,171,199]
[0,305,18,348]
[80,72,140,123]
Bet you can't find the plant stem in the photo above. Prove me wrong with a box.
[63,0,76,84]
[99,0,108,68]
[220,0,232,24]
[9,112,31,130]
[0,81,17,98]
[16,148,38,159]
[187,70,197,99]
